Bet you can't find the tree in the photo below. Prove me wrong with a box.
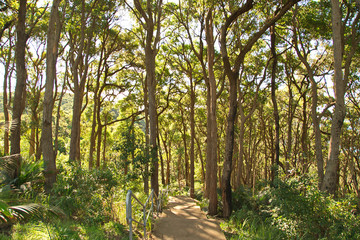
[1,26,14,156]
[68,0,96,163]
[42,0,63,192]
[10,0,27,180]
[220,0,300,218]
[321,0,360,194]
[130,0,163,196]
[291,2,332,187]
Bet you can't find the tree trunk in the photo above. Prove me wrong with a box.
[3,32,13,156]
[42,0,62,192]
[55,77,66,156]
[10,0,27,180]
[69,86,84,163]
[195,136,205,184]
[96,124,102,168]
[147,48,159,195]
[190,77,196,198]
[221,75,238,218]
[102,118,107,168]
[69,0,93,164]
[89,73,101,169]
[180,107,189,187]
[205,10,218,216]
[144,77,150,194]
[158,133,165,185]
[133,0,163,196]
[321,0,346,194]
[270,24,280,179]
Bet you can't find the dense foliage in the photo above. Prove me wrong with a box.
[222,175,360,239]
[0,0,359,238]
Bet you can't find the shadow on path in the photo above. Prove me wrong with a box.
[151,196,226,240]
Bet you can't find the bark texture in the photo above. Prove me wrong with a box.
[321,0,345,194]
[205,10,218,216]
[10,0,27,180]
[42,0,62,192]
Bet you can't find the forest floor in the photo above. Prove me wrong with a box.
[150,195,226,240]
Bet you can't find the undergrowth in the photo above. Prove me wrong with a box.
[0,156,150,239]
[221,174,360,240]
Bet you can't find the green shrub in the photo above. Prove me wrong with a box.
[50,166,119,225]
[223,175,360,240]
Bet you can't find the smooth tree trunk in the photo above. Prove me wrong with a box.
[190,76,196,198]
[88,62,102,169]
[321,0,360,194]
[3,30,13,156]
[42,0,62,192]
[321,0,346,194]
[205,10,218,216]
[10,0,27,180]
[55,77,66,156]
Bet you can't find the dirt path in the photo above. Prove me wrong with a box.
[151,195,226,240]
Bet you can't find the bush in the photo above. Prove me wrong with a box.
[223,175,360,240]
[50,166,119,225]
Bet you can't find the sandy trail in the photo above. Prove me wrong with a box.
[151,195,226,240]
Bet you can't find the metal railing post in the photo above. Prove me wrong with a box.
[126,188,167,240]
[143,198,146,238]
[126,190,133,240]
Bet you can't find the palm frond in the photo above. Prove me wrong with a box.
[0,200,42,223]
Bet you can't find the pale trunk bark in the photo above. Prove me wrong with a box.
[311,83,324,187]
[55,79,66,156]
[89,57,104,169]
[321,0,345,194]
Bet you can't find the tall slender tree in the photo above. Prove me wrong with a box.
[220,0,300,218]
[322,0,360,194]
[42,0,63,192]
[10,0,27,180]
[130,0,163,195]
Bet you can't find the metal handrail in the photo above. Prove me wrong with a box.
[126,188,168,240]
